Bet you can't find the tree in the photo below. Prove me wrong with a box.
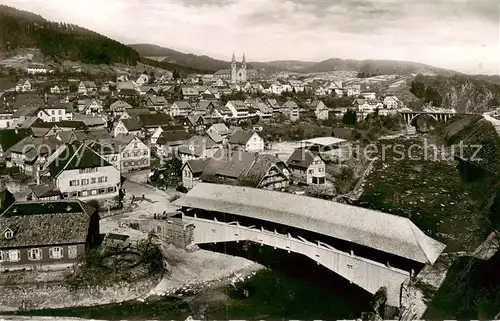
[69,83,78,93]
[172,69,180,80]
[342,110,357,126]
[410,80,426,98]
[425,86,442,107]
[148,71,156,84]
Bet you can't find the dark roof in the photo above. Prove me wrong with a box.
[33,120,87,130]
[0,129,32,151]
[30,183,61,198]
[245,154,286,187]
[47,142,112,178]
[228,130,255,145]
[286,148,320,169]
[0,199,96,248]
[183,158,210,175]
[156,130,192,145]
[173,101,192,110]
[199,149,256,181]
[121,118,142,131]
[138,113,172,127]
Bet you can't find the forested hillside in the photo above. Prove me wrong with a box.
[0,5,140,65]
[410,74,500,113]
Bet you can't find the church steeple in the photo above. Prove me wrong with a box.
[242,53,246,64]
[231,52,236,64]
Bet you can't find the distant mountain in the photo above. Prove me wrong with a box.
[132,43,461,77]
[0,5,140,65]
[249,60,317,72]
[300,58,460,76]
[129,43,232,73]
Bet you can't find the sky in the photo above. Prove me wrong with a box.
[3,0,500,75]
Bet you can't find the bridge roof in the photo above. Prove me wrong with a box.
[173,183,446,264]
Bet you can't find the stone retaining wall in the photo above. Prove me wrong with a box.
[0,277,158,312]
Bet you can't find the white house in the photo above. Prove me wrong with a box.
[83,99,104,115]
[49,85,61,94]
[286,148,326,185]
[113,118,142,137]
[37,104,73,122]
[26,64,47,74]
[225,100,249,119]
[15,80,32,92]
[0,109,14,129]
[136,74,149,86]
[170,101,192,118]
[113,135,150,173]
[310,100,329,120]
[78,81,98,95]
[45,143,121,200]
[383,96,402,109]
[228,130,264,152]
[109,100,133,116]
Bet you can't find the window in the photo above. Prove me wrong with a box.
[58,110,62,115]
[91,189,98,195]
[69,180,79,186]
[49,247,63,259]
[308,169,313,174]
[0,251,3,262]
[143,151,148,156]
[51,110,55,115]
[111,156,117,161]
[8,250,20,262]
[28,248,42,260]
[71,192,78,197]
[91,178,96,184]
[4,229,13,239]
[51,117,55,122]
[319,168,324,172]
[124,152,129,158]
[81,179,89,185]
[68,246,78,259]
[98,176,107,183]
[99,188,106,194]
[108,187,116,193]
[134,143,138,149]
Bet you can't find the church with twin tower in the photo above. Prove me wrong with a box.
[231,52,246,83]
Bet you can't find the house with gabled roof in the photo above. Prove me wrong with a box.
[113,118,142,137]
[228,130,264,152]
[177,135,222,163]
[181,158,210,189]
[111,134,150,173]
[310,100,329,120]
[6,136,64,180]
[109,100,133,116]
[187,114,207,134]
[181,86,199,100]
[286,148,325,185]
[146,96,168,111]
[15,80,32,93]
[196,150,289,190]
[226,100,249,119]
[44,142,121,200]
[155,129,192,158]
[137,113,173,134]
[266,99,281,113]
[207,123,232,138]
[78,81,97,95]
[170,101,192,118]
[0,199,99,272]
[82,99,104,115]
[0,128,32,160]
[150,124,186,145]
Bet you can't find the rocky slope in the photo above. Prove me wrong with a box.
[414,75,500,113]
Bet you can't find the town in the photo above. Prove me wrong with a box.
[0,2,499,321]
